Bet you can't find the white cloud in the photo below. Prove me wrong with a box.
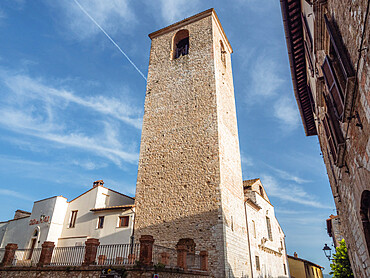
[53,0,136,40]
[260,174,332,209]
[273,96,300,129]
[265,164,310,184]
[146,0,201,25]
[0,107,138,167]
[0,188,33,201]
[71,160,108,170]
[241,152,253,167]
[249,54,285,98]
[2,72,142,129]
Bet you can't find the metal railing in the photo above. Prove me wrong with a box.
[50,246,85,266]
[13,248,42,267]
[96,243,139,266]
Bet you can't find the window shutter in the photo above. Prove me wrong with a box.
[322,56,344,120]
[323,114,337,162]
[302,14,314,76]
[324,14,354,80]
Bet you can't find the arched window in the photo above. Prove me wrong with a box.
[360,190,370,254]
[173,30,189,59]
[220,40,226,67]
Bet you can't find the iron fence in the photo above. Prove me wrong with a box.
[13,248,42,267]
[50,246,85,266]
[96,243,139,266]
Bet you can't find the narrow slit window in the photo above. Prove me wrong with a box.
[220,41,226,67]
[173,30,189,59]
[255,256,260,271]
[69,210,78,228]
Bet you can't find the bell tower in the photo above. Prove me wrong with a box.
[134,9,251,277]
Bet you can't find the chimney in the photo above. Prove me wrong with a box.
[294,252,298,258]
[93,180,104,188]
[14,210,31,220]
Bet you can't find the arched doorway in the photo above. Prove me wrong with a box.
[360,190,370,255]
[27,228,39,260]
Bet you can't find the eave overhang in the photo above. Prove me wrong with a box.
[280,0,317,136]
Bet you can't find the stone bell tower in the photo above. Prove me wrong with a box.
[134,9,251,277]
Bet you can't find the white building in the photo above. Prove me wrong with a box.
[244,178,289,278]
[0,180,135,250]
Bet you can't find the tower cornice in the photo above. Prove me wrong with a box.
[148,8,233,53]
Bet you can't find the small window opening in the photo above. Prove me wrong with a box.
[173,30,189,59]
[98,216,104,229]
[69,210,78,228]
[255,256,260,271]
[119,216,130,227]
[259,185,264,197]
[220,41,226,67]
[266,216,273,241]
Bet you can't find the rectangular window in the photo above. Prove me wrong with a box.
[98,216,104,229]
[266,216,273,241]
[69,210,78,228]
[283,263,287,275]
[119,216,129,228]
[252,220,256,238]
[255,256,260,271]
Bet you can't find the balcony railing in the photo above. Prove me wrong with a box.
[96,243,139,266]
[13,248,42,267]
[50,246,85,266]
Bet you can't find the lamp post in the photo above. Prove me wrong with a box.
[323,244,332,261]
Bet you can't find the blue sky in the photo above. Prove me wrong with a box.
[0,0,335,273]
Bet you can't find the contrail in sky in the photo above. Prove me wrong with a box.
[73,0,147,81]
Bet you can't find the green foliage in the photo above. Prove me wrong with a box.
[329,239,354,278]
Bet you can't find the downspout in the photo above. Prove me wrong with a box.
[244,201,254,278]
[129,207,135,254]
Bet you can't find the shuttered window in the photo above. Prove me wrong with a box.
[322,56,344,120]
[302,13,314,76]
[323,114,338,162]
[323,14,355,123]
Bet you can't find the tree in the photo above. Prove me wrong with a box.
[330,239,354,278]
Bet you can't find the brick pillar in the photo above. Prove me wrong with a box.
[200,251,208,271]
[159,252,170,265]
[176,244,187,270]
[1,243,18,266]
[83,238,100,266]
[139,235,154,266]
[37,241,55,267]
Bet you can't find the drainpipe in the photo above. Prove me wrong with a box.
[244,201,254,278]
[129,208,135,254]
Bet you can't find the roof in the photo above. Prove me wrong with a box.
[280,0,317,136]
[34,195,66,203]
[243,178,260,187]
[287,255,324,269]
[69,184,134,203]
[148,8,233,53]
[90,204,134,212]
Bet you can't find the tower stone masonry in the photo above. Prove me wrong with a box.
[134,9,251,277]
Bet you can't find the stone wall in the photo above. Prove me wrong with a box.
[133,9,250,278]
[0,266,210,278]
[314,0,370,277]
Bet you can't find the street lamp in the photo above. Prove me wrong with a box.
[323,244,332,261]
